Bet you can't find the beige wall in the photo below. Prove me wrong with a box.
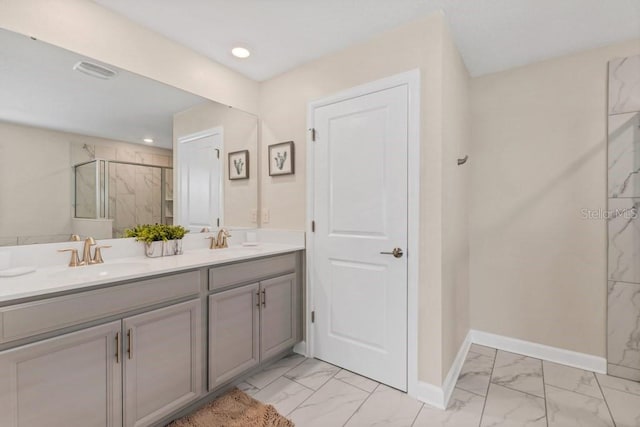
[259,13,470,386]
[0,0,258,114]
[440,23,471,379]
[173,102,259,228]
[0,122,71,244]
[470,38,640,358]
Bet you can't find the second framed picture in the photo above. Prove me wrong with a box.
[269,141,295,176]
[228,150,249,180]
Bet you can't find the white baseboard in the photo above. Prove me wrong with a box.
[470,329,607,374]
[414,380,447,409]
[414,331,472,409]
[293,341,307,357]
[413,329,607,410]
[442,331,473,404]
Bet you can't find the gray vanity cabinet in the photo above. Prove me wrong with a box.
[208,283,261,390]
[0,321,123,427]
[208,253,299,391]
[0,270,202,427]
[0,299,202,427]
[259,273,297,360]
[0,253,301,425]
[123,299,202,427]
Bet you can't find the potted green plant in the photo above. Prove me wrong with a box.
[166,225,188,255]
[124,224,189,257]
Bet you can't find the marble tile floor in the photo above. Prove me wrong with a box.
[236,344,640,426]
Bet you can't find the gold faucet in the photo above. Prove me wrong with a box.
[81,237,96,265]
[206,228,231,249]
[58,237,110,267]
[216,228,231,248]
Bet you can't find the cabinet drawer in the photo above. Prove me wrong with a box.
[209,253,296,292]
[0,270,200,343]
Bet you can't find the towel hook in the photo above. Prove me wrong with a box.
[457,155,469,166]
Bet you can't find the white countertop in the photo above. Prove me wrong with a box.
[0,243,304,304]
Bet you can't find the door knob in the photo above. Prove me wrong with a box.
[380,247,404,258]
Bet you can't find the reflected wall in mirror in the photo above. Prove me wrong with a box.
[0,27,258,245]
[174,102,258,233]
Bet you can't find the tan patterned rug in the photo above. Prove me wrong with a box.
[168,388,294,427]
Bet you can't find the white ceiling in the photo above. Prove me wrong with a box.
[0,28,208,149]
[93,0,640,81]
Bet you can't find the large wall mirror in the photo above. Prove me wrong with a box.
[0,27,258,246]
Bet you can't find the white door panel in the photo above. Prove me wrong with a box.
[328,107,389,236]
[313,84,408,391]
[328,259,388,348]
[178,131,222,232]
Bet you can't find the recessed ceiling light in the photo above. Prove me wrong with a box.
[143,138,154,144]
[231,47,251,59]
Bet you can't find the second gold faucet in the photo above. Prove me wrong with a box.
[206,228,231,249]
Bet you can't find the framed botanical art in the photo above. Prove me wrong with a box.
[269,141,295,176]
[228,150,249,180]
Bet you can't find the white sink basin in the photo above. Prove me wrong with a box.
[49,262,150,281]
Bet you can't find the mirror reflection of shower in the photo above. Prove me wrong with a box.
[74,159,173,238]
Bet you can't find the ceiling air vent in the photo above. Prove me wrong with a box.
[73,61,117,80]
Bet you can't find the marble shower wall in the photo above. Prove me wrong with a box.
[607,54,640,381]
[71,141,171,238]
[609,55,640,115]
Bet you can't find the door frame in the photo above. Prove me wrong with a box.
[175,127,224,230]
[305,69,420,396]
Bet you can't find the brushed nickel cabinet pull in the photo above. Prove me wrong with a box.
[261,289,266,308]
[115,332,121,364]
[256,291,261,308]
[127,329,133,359]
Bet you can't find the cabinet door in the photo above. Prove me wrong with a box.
[123,299,202,427]
[0,321,122,427]
[260,273,297,360]
[208,283,260,390]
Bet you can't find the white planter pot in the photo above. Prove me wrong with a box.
[144,239,183,258]
[174,239,184,255]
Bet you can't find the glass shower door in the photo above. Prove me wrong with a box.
[74,160,105,219]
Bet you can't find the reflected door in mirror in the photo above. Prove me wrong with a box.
[177,129,223,232]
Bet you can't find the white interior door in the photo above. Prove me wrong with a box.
[177,129,223,232]
[312,83,408,391]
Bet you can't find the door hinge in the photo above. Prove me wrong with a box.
[311,220,315,232]
[309,128,316,142]
[311,311,315,323]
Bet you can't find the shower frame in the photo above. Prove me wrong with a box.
[73,158,173,224]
